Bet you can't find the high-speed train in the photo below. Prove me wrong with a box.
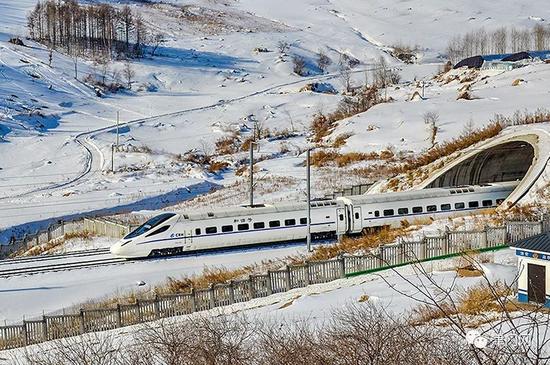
[110,181,518,258]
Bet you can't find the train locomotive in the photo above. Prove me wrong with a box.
[110,182,518,258]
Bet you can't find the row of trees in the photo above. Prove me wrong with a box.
[27,0,150,59]
[447,24,550,63]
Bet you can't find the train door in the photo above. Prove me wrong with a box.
[184,230,193,249]
[352,206,363,233]
[336,207,347,234]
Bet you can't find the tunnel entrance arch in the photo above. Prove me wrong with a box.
[427,141,535,188]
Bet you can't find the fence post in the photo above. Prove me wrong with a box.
[22,321,28,346]
[136,300,143,322]
[482,226,488,248]
[190,288,197,312]
[154,295,161,319]
[266,272,273,296]
[79,309,85,334]
[285,266,291,291]
[229,281,235,304]
[61,221,65,236]
[339,256,346,278]
[248,276,255,300]
[304,262,310,286]
[539,221,544,235]
[378,246,385,267]
[209,284,216,309]
[41,315,48,341]
[116,304,122,327]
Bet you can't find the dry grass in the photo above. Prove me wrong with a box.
[12,230,94,257]
[310,150,394,168]
[331,132,354,148]
[307,226,413,261]
[208,161,230,173]
[215,134,239,155]
[457,281,513,315]
[310,86,382,143]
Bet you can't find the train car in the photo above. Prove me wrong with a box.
[110,200,347,258]
[343,181,518,230]
[110,181,518,258]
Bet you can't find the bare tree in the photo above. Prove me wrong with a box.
[423,111,439,149]
[292,55,307,76]
[317,49,331,73]
[338,54,352,93]
[277,40,290,54]
[150,33,166,57]
[533,24,547,51]
[122,61,135,89]
[491,27,508,54]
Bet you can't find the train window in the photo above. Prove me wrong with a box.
[222,225,234,233]
[496,198,505,205]
[427,205,437,212]
[300,218,307,225]
[455,202,465,210]
[374,211,380,217]
[269,220,281,228]
[412,206,423,213]
[468,201,479,208]
[383,209,394,217]
[145,225,170,237]
[195,228,201,235]
[238,223,249,231]
[441,204,451,211]
[207,212,214,217]
[339,214,344,221]
[285,219,296,226]
[355,212,360,219]
[482,200,493,207]
[124,213,176,239]
[253,222,265,229]
[205,227,217,234]
[397,208,409,215]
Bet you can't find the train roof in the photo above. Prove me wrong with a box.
[178,199,343,221]
[343,181,519,205]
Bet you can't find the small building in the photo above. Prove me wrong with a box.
[481,61,525,71]
[511,232,550,307]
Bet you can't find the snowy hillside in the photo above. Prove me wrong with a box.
[1,0,550,239]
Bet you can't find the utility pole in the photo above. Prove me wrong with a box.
[306,148,312,252]
[116,111,120,147]
[422,81,425,99]
[249,141,254,207]
[111,144,115,173]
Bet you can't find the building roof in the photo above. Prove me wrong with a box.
[454,55,485,69]
[511,231,550,254]
[501,51,532,62]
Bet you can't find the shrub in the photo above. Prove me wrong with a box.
[331,132,353,148]
[292,55,307,76]
[215,134,239,155]
[208,161,229,173]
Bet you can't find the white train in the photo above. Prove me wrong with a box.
[110,182,518,258]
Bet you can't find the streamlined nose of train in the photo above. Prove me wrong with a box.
[110,241,122,256]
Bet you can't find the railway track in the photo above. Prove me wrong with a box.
[0,248,128,278]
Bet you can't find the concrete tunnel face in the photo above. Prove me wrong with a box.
[426,141,535,188]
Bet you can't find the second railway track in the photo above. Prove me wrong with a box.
[0,250,129,278]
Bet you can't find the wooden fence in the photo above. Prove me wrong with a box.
[0,219,546,350]
[0,218,132,258]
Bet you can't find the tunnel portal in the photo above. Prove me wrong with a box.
[427,141,535,188]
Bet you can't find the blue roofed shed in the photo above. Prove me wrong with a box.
[511,232,550,307]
